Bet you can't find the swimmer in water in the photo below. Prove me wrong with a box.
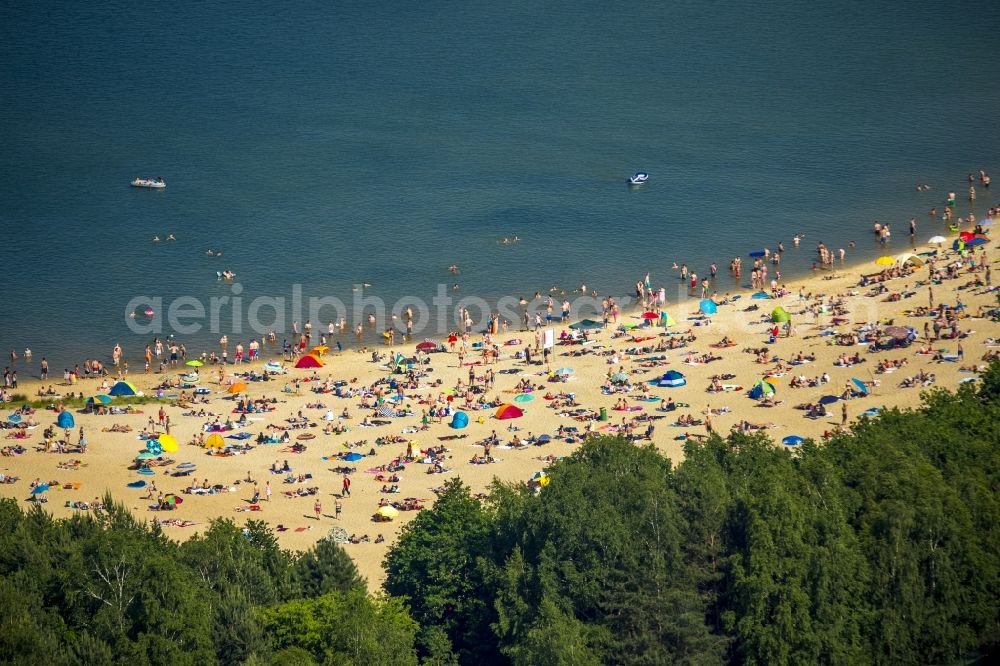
[215,250,223,256]
[362,282,372,288]
[849,241,856,248]
[793,235,801,245]
[152,235,161,242]
[512,235,521,242]
[167,234,176,241]
[206,249,214,256]
[500,238,510,245]
[448,265,458,273]
[453,283,460,290]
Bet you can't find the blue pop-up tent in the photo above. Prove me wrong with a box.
[57,411,75,428]
[450,411,469,429]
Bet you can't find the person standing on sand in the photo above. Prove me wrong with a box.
[841,402,848,426]
[314,499,322,520]
[342,475,351,497]
[265,481,271,502]
[335,499,342,519]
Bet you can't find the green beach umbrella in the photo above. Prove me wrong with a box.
[185,360,203,367]
[771,307,791,323]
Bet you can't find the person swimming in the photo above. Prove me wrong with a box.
[448,265,459,273]
[167,234,176,241]
[152,235,161,242]
[206,249,214,256]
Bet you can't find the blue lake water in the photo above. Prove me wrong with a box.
[1,0,998,371]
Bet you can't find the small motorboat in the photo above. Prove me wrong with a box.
[628,172,649,186]
[131,177,166,189]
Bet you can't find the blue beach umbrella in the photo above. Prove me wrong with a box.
[146,440,163,455]
[851,378,869,395]
[699,299,718,315]
[553,367,574,376]
[782,435,804,446]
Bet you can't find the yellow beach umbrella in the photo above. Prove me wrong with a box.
[376,505,399,519]
[204,433,225,449]
[875,256,895,266]
[310,345,329,356]
[158,434,178,453]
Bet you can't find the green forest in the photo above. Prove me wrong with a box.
[2,363,999,665]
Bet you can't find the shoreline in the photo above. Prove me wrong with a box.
[1,219,996,589]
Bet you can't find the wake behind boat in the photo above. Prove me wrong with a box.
[628,172,648,186]
[131,177,166,189]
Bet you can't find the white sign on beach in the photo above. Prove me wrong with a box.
[543,329,555,349]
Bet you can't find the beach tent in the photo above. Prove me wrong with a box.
[295,353,324,369]
[569,319,605,330]
[108,381,137,397]
[495,404,524,420]
[782,435,804,446]
[771,307,791,323]
[699,299,718,315]
[204,433,225,449]
[965,237,989,247]
[342,452,364,462]
[659,312,676,327]
[658,370,686,387]
[747,379,776,399]
[158,434,178,453]
[450,411,469,429]
[57,411,75,428]
[895,252,924,266]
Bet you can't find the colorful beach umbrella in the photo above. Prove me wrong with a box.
[162,494,182,506]
[699,299,718,315]
[7,414,21,424]
[185,360,203,367]
[659,312,676,327]
[771,307,791,323]
[227,382,248,394]
[310,345,330,356]
[108,381,137,397]
[495,404,524,420]
[87,394,113,405]
[158,434,178,453]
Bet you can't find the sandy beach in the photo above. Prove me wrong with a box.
[1,235,997,588]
